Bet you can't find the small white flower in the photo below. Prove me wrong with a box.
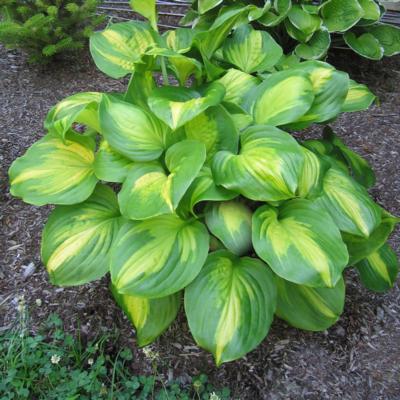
[51,354,61,364]
[17,296,26,314]
[35,298,42,307]
[209,392,221,400]
[142,346,159,362]
[88,358,94,366]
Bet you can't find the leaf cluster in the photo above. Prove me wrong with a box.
[0,0,104,63]
[184,0,400,60]
[8,0,399,365]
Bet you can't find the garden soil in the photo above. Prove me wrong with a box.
[1,45,399,400]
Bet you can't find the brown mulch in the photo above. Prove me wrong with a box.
[0,45,399,400]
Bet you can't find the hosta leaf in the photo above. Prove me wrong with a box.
[118,140,206,220]
[258,0,291,27]
[125,67,156,110]
[287,5,322,37]
[341,79,376,113]
[276,275,345,331]
[285,18,315,43]
[164,28,196,53]
[185,250,276,365]
[344,32,384,60]
[323,127,375,188]
[315,167,381,237]
[367,24,400,56]
[130,0,157,31]
[343,210,398,264]
[222,24,283,73]
[179,166,237,215]
[45,92,102,139]
[355,243,399,292]
[99,94,167,162]
[205,201,252,256]
[290,61,349,127]
[213,125,304,202]
[253,199,348,288]
[246,70,314,126]
[357,0,381,22]
[218,68,260,109]
[111,215,209,298]
[148,83,225,130]
[184,105,239,161]
[111,285,180,346]
[41,185,122,286]
[94,140,133,183]
[297,147,330,199]
[198,0,223,14]
[9,132,97,206]
[295,28,331,60]
[90,21,157,79]
[320,0,363,32]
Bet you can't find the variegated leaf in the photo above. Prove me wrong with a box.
[356,243,399,292]
[295,28,331,60]
[341,79,376,113]
[9,132,97,206]
[252,199,349,287]
[99,94,168,162]
[213,125,304,202]
[111,215,209,298]
[118,140,206,220]
[320,0,363,32]
[111,285,180,346]
[367,24,400,56]
[185,250,276,365]
[205,201,252,256]
[41,185,122,286]
[130,0,157,31]
[276,275,345,331]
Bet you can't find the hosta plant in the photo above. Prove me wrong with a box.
[9,0,399,365]
[183,0,400,61]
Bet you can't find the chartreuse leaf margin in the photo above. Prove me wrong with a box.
[8,4,399,366]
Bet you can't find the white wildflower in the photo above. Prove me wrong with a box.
[35,298,42,307]
[88,358,94,366]
[142,346,159,362]
[209,393,221,400]
[17,296,25,314]
[51,354,61,364]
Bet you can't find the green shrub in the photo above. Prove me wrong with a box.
[183,0,400,60]
[0,308,230,399]
[8,0,399,365]
[0,0,104,63]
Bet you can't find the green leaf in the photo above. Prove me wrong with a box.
[341,79,376,113]
[315,167,382,237]
[297,146,330,199]
[247,69,314,126]
[9,132,97,206]
[94,140,133,183]
[218,68,260,109]
[185,250,276,365]
[111,215,209,298]
[320,0,363,32]
[253,199,348,288]
[355,243,399,292]
[90,21,157,79]
[99,94,168,162]
[343,210,398,264]
[357,0,381,22]
[222,24,282,73]
[184,105,239,161]
[275,275,345,331]
[148,83,225,130]
[164,28,196,53]
[323,127,375,188]
[295,28,331,60]
[290,61,349,127]
[367,23,400,56]
[111,285,180,346]
[125,68,156,110]
[178,166,238,215]
[344,32,384,60]
[41,185,122,286]
[130,0,157,31]
[118,140,206,220]
[213,125,304,202]
[44,92,102,139]
[205,201,252,256]
[258,0,291,27]
[198,0,223,14]
[287,5,322,37]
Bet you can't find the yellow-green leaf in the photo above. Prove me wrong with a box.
[130,0,157,31]
[341,79,376,113]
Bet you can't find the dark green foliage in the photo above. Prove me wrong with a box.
[0,0,104,62]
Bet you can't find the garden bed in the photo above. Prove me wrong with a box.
[0,45,399,399]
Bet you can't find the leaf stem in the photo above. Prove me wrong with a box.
[160,56,170,86]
